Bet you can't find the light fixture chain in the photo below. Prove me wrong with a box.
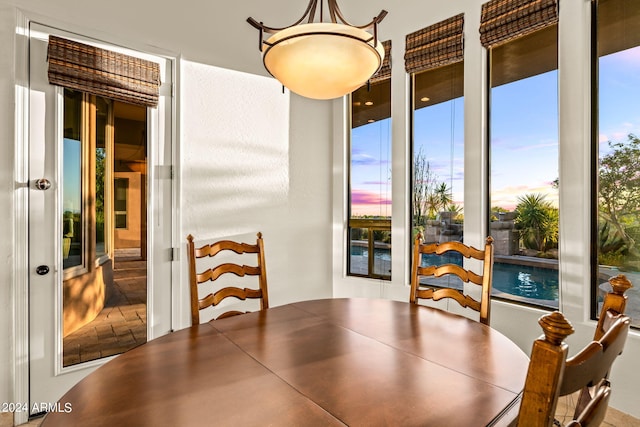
[248,0,386,34]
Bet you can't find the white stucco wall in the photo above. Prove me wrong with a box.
[178,60,333,326]
[0,0,638,422]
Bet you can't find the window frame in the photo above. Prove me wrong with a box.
[590,0,600,322]
[590,0,640,328]
[347,77,393,281]
[486,24,560,310]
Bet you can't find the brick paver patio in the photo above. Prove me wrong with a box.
[62,250,147,367]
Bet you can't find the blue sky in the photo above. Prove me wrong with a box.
[63,138,82,214]
[351,45,640,216]
[490,71,559,210]
[413,98,464,207]
[599,47,640,147]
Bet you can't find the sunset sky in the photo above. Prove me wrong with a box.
[351,45,640,217]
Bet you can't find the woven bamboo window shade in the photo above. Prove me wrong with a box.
[404,14,464,75]
[479,0,558,48]
[47,35,160,107]
[369,40,392,84]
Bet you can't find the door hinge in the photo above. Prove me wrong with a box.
[171,247,180,262]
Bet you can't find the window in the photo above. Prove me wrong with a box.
[62,90,84,270]
[95,96,111,258]
[412,63,464,246]
[593,0,640,328]
[348,42,392,280]
[62,89,113,274]
[408,15,465,289]
[114,178,129,229]
[484,0,560,309]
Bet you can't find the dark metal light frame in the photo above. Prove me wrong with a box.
[247,0,388,50]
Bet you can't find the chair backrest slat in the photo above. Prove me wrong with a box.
[560,316,630,395]
[187,232,269,325]
[410,233,494,325]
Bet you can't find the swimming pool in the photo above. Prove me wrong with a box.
[350,246,559,308]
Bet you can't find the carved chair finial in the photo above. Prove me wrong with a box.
[539,311,575,345]
[609,274,633,296]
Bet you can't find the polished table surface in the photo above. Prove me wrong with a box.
[42,298,529,427]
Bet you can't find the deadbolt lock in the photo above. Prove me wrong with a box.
[36,265,50,275]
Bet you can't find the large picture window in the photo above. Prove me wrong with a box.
[348,41,392,280]
[408,15,466,292]
[412,63,464,247]
[483,0,560,309]
[594,0,640,328]
[348,77,392,280]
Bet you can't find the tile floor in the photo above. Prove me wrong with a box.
[556,394,640,427]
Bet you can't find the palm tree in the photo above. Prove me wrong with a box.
[425,192,440,219]
[434,182,453,213]
[514,193,558,252]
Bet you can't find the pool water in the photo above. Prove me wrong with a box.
[491,263,558,305]
[350,246,559,308]
[351,245,391,261]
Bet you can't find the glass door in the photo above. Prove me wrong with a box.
[28,22,173,413]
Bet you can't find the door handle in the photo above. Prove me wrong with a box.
[36,265,50,275]
[34,178,51,190]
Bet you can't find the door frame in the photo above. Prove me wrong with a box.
[13,10,180,424]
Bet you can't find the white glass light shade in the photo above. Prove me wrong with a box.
[263,23,385,100]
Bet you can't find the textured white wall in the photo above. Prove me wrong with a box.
[180,61,290,237]
[178,60,333,327]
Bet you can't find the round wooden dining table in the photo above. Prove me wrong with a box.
[41,298,529,427]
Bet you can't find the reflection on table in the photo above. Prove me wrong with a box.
[42,298,529,427]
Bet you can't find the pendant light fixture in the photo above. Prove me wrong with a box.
[247,0,387,100]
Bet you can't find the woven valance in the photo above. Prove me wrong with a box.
[370,40,392,83]
[404,14,464,75]
[480,0,558,48]
[47,36,160,107]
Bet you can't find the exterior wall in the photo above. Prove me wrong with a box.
[62,260,112,337]
[490,218,519,256]
[113,172,143,249]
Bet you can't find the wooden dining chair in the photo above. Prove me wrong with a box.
[517,275,633,427]
[564,385,611,427]
[186,232,269,325]
[410,233,494,325]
